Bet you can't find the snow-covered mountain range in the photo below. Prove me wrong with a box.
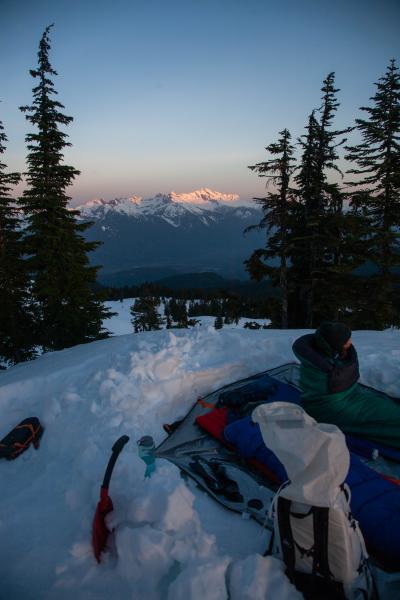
[75,189,264,284]
[75,188,255,227]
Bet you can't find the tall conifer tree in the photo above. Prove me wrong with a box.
[0,120,36,364]
[291,73,353,327]
[246,129,296,328]
[345,60,400,328]
[288,112,320,326]
[19,25,111,350]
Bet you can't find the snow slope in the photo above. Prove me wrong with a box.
[0,302,399,599]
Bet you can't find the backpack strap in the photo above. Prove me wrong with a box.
[312,506,332,580]
[277,496,296,583]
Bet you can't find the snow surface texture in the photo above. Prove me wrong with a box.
[74,187,255,223]
[0,301,399,599]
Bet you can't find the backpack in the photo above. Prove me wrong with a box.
[252,402,377,600]
[267,482,375,599]
[0,417,44,460]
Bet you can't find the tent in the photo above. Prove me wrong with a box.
[154,363,400,597]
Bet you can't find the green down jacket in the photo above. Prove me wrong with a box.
[292,333,400,449]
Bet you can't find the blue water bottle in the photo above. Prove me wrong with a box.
[137,435,156,478]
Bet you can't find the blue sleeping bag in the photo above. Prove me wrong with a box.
[224,415,400,569]
[223,373,400,463]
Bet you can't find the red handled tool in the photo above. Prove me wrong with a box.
[92,435,130,562]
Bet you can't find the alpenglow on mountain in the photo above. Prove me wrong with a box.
[75,188,264,285]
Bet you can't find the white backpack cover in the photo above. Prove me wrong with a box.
[252,402,374,600]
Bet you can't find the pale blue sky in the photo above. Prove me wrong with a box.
[1,0,399,205]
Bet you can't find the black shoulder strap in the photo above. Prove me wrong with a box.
[312,506,331,579]
[277,496,296,583]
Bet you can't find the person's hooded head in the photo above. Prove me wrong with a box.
[314,322,352,357]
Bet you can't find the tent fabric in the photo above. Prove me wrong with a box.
[252,402,350,507]
[196,407,227,442]
[230,373,301,405]
[196,407,285,484]
[157,363,400,570]
[217,369,400,464]
[293,334,400,449]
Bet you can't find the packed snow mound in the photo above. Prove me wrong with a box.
[0,310,399,599]
[74,188,253,222]
[0,325,300,600]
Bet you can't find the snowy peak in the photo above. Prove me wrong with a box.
[71,188,263,278]
[74,188,252,221]
[169,188,240,205]
[76,195,143,218]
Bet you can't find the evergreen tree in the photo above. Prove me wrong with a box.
[225,292,243,325]
[188,300,196,317]
[164,298,197,328]
[130,297,163,332]
[167,298,187,326]
[175,300,189,328]
[164,300,171,319]
[19,26,111,350]
[210,298,222,316]
[0,120,36,364]
[290,74,353,327]
[246,128,296,328]
[345,60,400,328]
[214,315,223,330]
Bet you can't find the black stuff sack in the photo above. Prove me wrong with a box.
[218,380,278,417]
[0,417,44,460]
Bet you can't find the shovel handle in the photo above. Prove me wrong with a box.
[112,435,130,454]
[102,435,130,489]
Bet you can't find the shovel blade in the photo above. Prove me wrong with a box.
[92,487,114,563]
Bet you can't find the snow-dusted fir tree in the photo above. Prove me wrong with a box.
[345,60,400,328]
[246,128,296,328]
[19,26,112,351]
[0,120,36,364]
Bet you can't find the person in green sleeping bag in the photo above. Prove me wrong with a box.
[292,322,400,449]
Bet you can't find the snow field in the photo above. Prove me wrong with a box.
[0,301,399,599]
